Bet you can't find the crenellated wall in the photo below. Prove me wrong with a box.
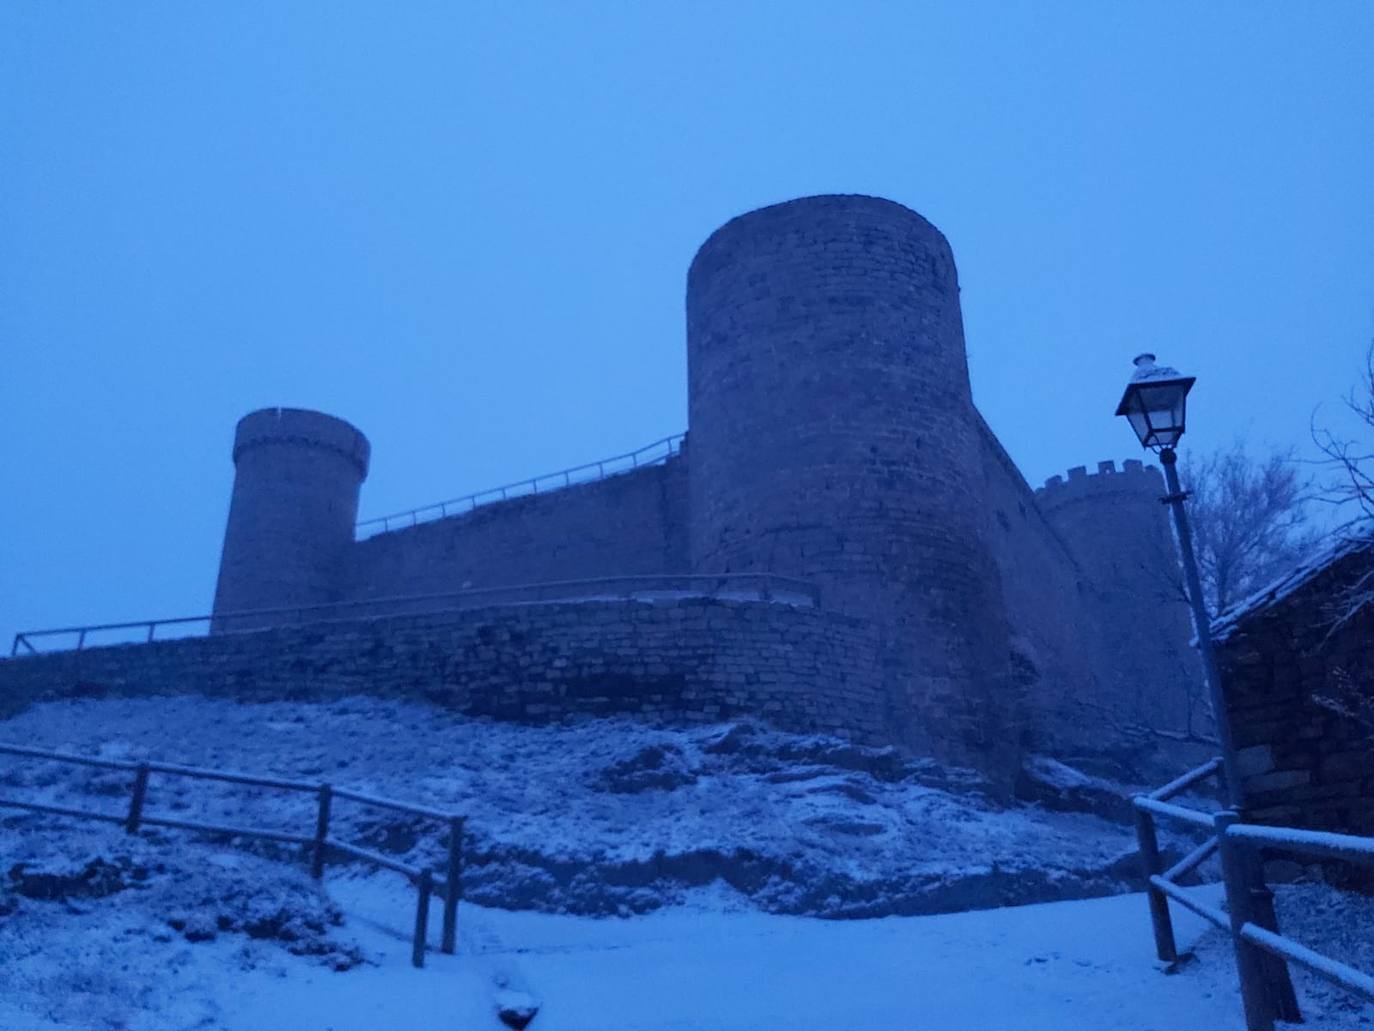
[1032,459,1203,765]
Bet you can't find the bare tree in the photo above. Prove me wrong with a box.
[1312,341,1374,628]
[1315,341,1374,525]
[1179,441,1319,617]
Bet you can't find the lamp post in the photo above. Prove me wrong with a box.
[1113,354,1245,803]
[1116,353,1301,1022]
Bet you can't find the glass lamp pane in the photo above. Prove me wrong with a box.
[1126,409,1151,445]
[1170,395,1188,433]
[1139,385,1185,435]
[1138,381,1185,411]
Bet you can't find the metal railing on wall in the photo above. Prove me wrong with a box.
[355,433,685,538]
[9,573,820,657]
[1133,758,1374,1030]
[0,741,464,968]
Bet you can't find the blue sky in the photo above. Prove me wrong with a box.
[2,2,1371,645]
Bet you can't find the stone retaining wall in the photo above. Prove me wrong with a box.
[0,598,887,745]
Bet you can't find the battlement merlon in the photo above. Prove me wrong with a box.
[1035,458,1165,502]
[233,407,371,480]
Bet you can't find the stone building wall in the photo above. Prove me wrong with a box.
[1215,545,1374,850]
[342,456,689,603]
[0,598,887,745]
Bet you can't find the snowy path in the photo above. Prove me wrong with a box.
[461,886,1250,1031]
[4,866,1367,1030]
[212,879,1267,1031]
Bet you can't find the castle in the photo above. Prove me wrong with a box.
[4,195,1202,792]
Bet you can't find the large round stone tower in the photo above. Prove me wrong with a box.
[211,407,370,630]
[686,194,1021,777]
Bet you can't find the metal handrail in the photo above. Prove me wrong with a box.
[1148,756,1224,800]
[9,572,819,657]
[1134,795,1216,831]
[1218,812,1374,1028]
[1132,758,1227,968]
[1133,759,1374,1029]
[0,741,465,967]
[355,433,685,538]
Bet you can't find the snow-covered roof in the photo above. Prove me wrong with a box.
[1210,532,1374,644]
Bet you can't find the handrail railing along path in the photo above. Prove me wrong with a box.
[10,572,819,657]
[0,742,464,967]
[355,433,685,538]
[1133,758,1374,1030]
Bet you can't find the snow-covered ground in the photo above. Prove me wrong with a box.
[2,695,1371,1029]
[3,854,1372,1030]
[0,696,1159,918]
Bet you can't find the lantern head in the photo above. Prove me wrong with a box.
[1115,353,1195,452]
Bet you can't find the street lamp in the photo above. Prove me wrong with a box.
[1116,352,1244,800]
[1116,352,1301,1022]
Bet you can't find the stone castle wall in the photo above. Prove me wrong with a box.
[973,421,1098,739]
[343,455,689,603]
[0,193,1209,790]
[0,599,886,745]
[974,421,1203,774]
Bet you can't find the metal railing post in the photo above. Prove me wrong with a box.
[125,763,151,834]
[1132,802,1178,963]
[311,784,332,879]
[412,869,433,968]
[1216,810,1277,1031]
[441,816,463,954]
[1242,850,1303,1022]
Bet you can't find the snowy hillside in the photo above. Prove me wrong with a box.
[0,696,1159,918]
[2,849,1372,1030]
[2,695,1371,1029]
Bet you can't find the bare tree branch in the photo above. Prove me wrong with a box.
[1178,439,1319,617]
[1313,342,1374,520]
[1312,340,1374,627]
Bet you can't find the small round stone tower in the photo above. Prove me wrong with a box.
[211,407,370,630]
[1035,460,1200,741]
[686,194,1019,777]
